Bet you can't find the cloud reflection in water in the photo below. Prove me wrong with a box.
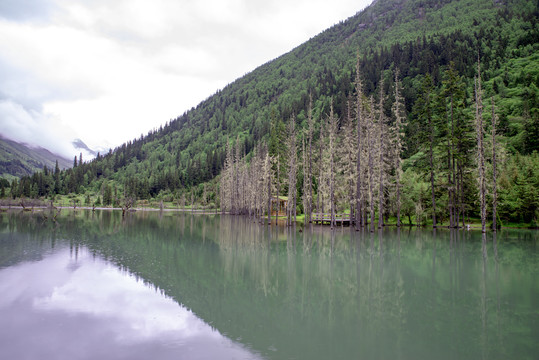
[0,247,261,360]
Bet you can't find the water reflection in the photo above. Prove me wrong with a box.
[0,210,537,360]
[0,240,262,359]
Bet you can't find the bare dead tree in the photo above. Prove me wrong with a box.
[328,101,338,229]
[367,96,376,232]
[264,147,272,225]
[475,59,487,233]
[355,53,365,229]
[344,96,357,224]
[286,114,298,226]
[377,74,386,229]
[491,96,498,231]
[392,68,406,227]
[122,197,135,216]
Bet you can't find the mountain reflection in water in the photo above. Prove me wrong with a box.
[0,242,262,360]
[0,210,537,360]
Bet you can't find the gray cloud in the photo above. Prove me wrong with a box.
[0,0,55,21]
[0,99,82,158]
[0,0,372,158]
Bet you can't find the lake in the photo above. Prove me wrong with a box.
[0,209,537,360]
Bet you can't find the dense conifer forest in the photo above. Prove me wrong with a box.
[2,0,538,228]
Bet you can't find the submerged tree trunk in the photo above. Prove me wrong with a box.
[306,94,314,223]
[492,96,498,232]
[318,118,324,215]
[429,121,437,228]
[265,149,272,225]
[355,54,364,229]
[287,115,297,226]
[328,102,337,229]
[345,97,356,224]
[475,60,487,233]
[378,75,385,229]
[367,96,376,233]
[393,69,405,228]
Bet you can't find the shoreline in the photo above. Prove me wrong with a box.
[1,206,536,230]
[0,205,221,214]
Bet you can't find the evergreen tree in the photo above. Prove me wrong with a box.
[414,74,437,228]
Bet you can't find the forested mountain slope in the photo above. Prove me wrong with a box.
[0,136,71,181]
[6,0,538,225]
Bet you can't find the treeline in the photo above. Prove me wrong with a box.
[219,56,538,229]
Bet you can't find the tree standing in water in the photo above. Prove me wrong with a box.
[392,69,406,227]
[286,114,297,225]
[491,96,498,232]
[355,54,365,228]
[475,59,487,233]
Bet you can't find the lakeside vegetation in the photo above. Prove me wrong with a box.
[1,0,538,229]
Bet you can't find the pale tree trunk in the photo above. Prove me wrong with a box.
[307,94,314,222]
[287,114,297,226]
[475,59,487,233]
[318,119,324,215]
[220,138,234,214]
[449,93,456,228]
[447,95,453,228]
[377,75,385,229]
[392,69,405,228]
[429,118,437,228]
[367,96,376,232]
[492,96,498,232]
[328,101,337,229]
[265,150,272,225]
[276,154,280,225]
[302,135,308,222]
[346,97,357,223]
[355,54,364,229]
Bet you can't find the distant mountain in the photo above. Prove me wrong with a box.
[11,0,539,224]
[72,138,98,157]
[73,0,535,193]
[0,136,72,181]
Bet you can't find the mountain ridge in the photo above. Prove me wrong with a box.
[0,135,72,181]
[4,0,538,224]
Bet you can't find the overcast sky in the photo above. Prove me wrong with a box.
[0,0,372,159]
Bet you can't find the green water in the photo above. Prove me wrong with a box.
[0,210,537,360]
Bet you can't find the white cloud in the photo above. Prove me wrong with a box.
[0,99,80,158]
[0,0,372,158]
[0,248,263,358]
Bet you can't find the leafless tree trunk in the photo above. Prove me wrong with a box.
[328,101,337,229]
[377,75,386,229]
[448,94,455,228]
[287,114,297,226]
[367,96,376,232]
[265,148,272,225]
[345,97,357,223]
[428,117,437,229]
[355,54,365,229]
[475,59,487,233]
[491,96,498,232]
[317,118,325,215]
[276,154,280,225]
[392,69,405,228]
[306,94,314,223]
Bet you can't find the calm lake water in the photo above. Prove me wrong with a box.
[0,210,537,360]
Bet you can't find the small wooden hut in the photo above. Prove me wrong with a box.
[270,196,288,216]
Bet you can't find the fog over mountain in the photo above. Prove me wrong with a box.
[0,0,371,160]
